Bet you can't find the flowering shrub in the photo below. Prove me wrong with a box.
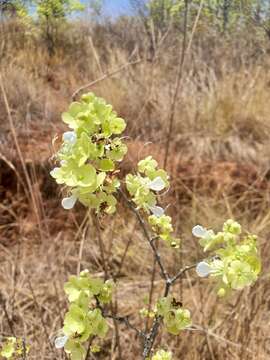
[193,220,261,296]
[51,92,261,359]
[50,92,127,214]
[54,270,113,359]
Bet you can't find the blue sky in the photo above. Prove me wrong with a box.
[104,0,132,16]
[81,0,134,17]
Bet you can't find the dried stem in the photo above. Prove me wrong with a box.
[119,187,199,358]
[72,58,142,100]
[106,313,146,340]
[93,214,108,280]
[27,279,55,354]
[163,0,204,168]
[171,263,197,284]
[163,0,189,169]
[0,292,16,337]
[0,74,43,239]
[119,189,168,281]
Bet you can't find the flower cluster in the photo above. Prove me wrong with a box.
[50,92,127,214]
[126,156,179,247]
[156,297,191,335]
[152,349,173,360]
[193,219,261,296]
[148,215,180,248]
[0,337,28,359]
[55,270,114,360]
[126,156,169,213]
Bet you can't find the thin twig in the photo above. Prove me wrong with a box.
[163,0,204,168]
[190,324,255,354]
[119,187,200,358]
[163,0,189,169]
[0,292,16,337]
[22,338,27,360]
[77,222,88,276]
[141,261,197,359]
[72,58,142,100]
[142,316,161,359]
[119,189,168,281]
[171,263,197,284]
[105,313,146,340]
[145,254,157,333]
[85,336,97,360]
[0,73,43,239]
[52,281,64,323]
[27,279,55,354]
[93,214,108,280]
[110,299,123,359]
[115,220,137,278]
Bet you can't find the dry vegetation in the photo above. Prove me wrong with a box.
[1,12,270,360]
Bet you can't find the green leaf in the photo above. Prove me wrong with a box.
[138,156,157,174]
[88,309,108,338]
[65,340,86,360]
[0,338,16,359]
[98,280,115,304]
[107,142,127,161]
[97,159,115,172]
[88,277,104,295]
[97,172,106,187]
[69,102,84,117]
[63,304,87,335]
[64,279,81,302]
[78,193,101,208]
[164,308,191,335]
[156,297,171,317]
[152,350,173,360]
[110,117,126,134]
[62,112,77,128]
[105,194,117,214]
[76,164,97,187]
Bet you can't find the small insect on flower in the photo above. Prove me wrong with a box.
[192,225,208,238]
[196,261,212,278]
[61,195,77,210]
[148,177,166,192]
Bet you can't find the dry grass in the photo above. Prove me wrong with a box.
[1,17,270,360]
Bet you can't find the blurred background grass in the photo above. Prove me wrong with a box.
[1,1,270,359]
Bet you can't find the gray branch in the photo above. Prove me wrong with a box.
[119,187,199,358]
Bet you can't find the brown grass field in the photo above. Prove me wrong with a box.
[1,13,270,360]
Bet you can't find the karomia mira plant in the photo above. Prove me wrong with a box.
[48,92,261,360]
[0,337,28,359]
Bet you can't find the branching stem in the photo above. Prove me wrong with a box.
[119,187,198,358]
[106,314,146,340]
[119,189,169,281]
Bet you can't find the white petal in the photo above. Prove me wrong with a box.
[55,335,68,349]
[61,195,77,210]
[149,177,166,191]
[63,131,77,145]
[196,261,211,278]
[50,167,60,177]
[60,160,67,166]
[192,225,208,238]
[149,205,164,218]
